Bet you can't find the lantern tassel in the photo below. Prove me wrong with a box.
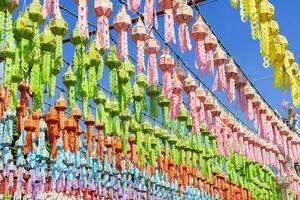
[227,78,236,103]
[128,0,141,12]
[195,40,207,76]
[144,0,154,32]
[164,9,176,44]
[136,40,145,74]
[78,1,89,39]
[178,23,192,53]
[96,16,110,50]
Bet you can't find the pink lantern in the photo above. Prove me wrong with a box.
[196,86,206,123]
[127,0,141,12]
[235,73,248,113]
[74,0,89,39]
[174,65,186,82]
[183,74,199,133]
[144,0,155,32]
[158,48,175,98]
[145,35,160,85]
[252,94,261,129]
[93,0,113,50]
[237,129,245,156]
[212,105,224,154]
[225,58,237,103]
[169,72,183,119]
[271,119,279,145]
[204,95,214,130]
[204,33,218,76]
[113,5,132,60]
[131,17,149,74]
[286,133,294,162]
[258,104,268,139]
[174,2,193,53]
[212,47,227,92]
[280,127,289,157]
[265,110,274,143]
[244,86,254,121]
[159,0,179,44]
[191,16,209,75]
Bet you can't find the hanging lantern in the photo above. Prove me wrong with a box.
[158,0,178,44]
[73,0,89,39]
[174,1,193,53]
[225,58,237,103]
[23,116,36,154]
[93,0,112,51]
[159,48,175,98]
[258,104,268,139]
[258,0,274,67]
[183,74,199,133]
[113,5,131,60]
[191,16,209,74]
[170,72,183,119]
[105,44,121,95]
[196,86,206,123]
[235,73,248,113]
[204,94,214,130]
[45,106,59,158]
[211,105,223,154]
[204,33,218,76]
[212,47,227,92]
[244,85,254,120]
[131,17,148,74]
[63,67,76,110]
[145,35,160,117]
[85,111,95,157]
[27,0,44,25]
[64,116,77,153]
[133,73,148,123]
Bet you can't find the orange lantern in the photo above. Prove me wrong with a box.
[84,111,95,157]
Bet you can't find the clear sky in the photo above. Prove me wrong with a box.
[7,0,300,132]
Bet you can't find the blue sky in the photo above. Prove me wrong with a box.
[4,0,300,131]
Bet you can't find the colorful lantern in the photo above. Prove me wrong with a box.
[225,58,237,103]
[174,1,193,53]
[212,47,227,92]
[93,0,113,50]
[113,5,131,60]
[204,33,218,76]
[63,67,76,110]
[191,16,209,75]
[170,72,183,119]
[158,0,178,44]
[131,17,149,74]
[73,0,89,39]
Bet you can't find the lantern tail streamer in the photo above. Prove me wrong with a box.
[178,23,191,53]
[128,0,141,12]
[78,1,89,39]
[164,9,176,44]
[144,0,154,32]
[96,16,110,50]
[136,40,145,74]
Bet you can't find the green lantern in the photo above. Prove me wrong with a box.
[63,66,76,110]
[105,44,121,95]
[27,0,43,25]
[94,89,106,124]
[158,94,170,128]
[109,99,120,136]
[14,12,34,40]
[87,40,101,99]
[118,58,133,112]
[120,109,131,153]
[133,73,148,122]
[146,85,161,118]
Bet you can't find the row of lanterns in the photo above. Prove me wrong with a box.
[229,0,300,109]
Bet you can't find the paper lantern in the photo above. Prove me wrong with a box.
[73,0,89,39]
[159,48,174,98]
[159,0,179,44]
[170,73,183,119]
[204,33,218,76]
[27,0,43,25]
[225,58,237,103]
[45,106,59,158]
[204,95,214,130]
[212,47,227,92]
[131,17,149,74]
[174,2,193,53]
[191,16,210,75]
[244,86,254,120]
[93,0,112,50]
[235,73,248,113]
[145,35,160,85]
[196,86,206,123]
[64,116,77,153]
[113,5,131,60]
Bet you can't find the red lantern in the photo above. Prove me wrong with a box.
[93,0,113,50]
